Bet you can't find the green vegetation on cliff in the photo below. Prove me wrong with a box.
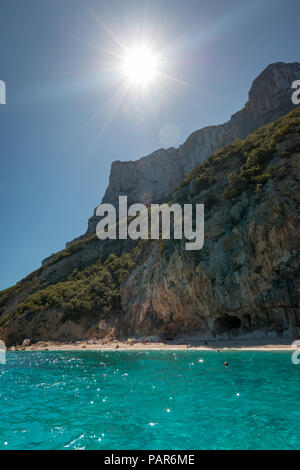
[0,241,148,329]
[180,107,300,198]
[16,252,136,319]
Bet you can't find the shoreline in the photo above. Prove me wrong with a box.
[9,337,299,352]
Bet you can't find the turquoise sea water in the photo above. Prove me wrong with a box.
[0,350,299,450]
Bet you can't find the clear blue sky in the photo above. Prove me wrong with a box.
[0,0,299,290]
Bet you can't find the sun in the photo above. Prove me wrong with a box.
[122,46,158,87]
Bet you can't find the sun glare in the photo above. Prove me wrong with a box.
[122,46,158,87]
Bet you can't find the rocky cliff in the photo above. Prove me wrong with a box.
[104,63,299,198]
[120,119,300,340]
[81,62,300,237]
[0,64,300,346]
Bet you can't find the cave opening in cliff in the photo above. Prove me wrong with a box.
[215,315,242,333]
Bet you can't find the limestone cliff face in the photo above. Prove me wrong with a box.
[102,63,300,204]
[119,134,300,340]
[81,62,300,237]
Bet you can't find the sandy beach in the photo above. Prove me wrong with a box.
[9,336,299,352]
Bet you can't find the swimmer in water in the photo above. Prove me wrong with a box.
[224,361,228,367]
